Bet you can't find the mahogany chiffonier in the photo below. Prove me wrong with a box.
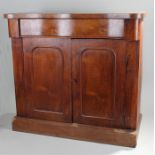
[4,13,145,147]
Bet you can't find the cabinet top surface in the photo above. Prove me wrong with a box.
[4,12,145,19]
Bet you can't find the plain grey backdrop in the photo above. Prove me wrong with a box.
[0,0,154,155]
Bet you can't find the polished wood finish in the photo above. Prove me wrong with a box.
[72,39,127,128]
[4,13,145,19]
[20,19,124,38]
[13,114,141,147]
[5,13,145,40]
[5,13,144,147]
[12,38,26,116]
[8,19,19,37]
[23,38,72,122]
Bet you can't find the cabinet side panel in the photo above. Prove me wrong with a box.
[12,38,26,116]
[124,41,140,129]
[136,20,143,127]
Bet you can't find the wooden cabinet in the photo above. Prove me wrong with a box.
[4,13,145,147]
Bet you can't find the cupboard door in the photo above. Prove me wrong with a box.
[72,39,126,128]
[23,38,72,122]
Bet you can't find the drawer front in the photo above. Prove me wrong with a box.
[20,19,124,38]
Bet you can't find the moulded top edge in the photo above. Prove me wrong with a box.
[4,12,146,19]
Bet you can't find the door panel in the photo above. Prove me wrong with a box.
[23,38,72,122]
[32,47,63,112]
[81,48,115,119]
[72,39,126,128]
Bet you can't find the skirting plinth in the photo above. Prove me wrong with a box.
[12,116,141,147]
